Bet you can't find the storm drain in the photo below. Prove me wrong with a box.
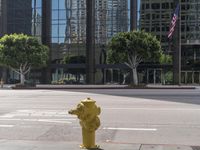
[192,146,200,150]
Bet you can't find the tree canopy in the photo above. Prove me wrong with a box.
[108,30,162,65]
[62,55,86,83]
[107,30,162,85]
[0,34,48,68]
[63,55,86,64]
[0,34,49,84]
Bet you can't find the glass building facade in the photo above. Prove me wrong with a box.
[0,0,5,37]
[0,0,2,36]
[98,0,129,44]
[50,0,131,84]
[51,0,87,61]
[1,0,200,84]
[50,0,130,61]
[140,0,173,51]
[0,0,42,38]
[181,0,200,43]
[0,0,43,83]
[140,0,200,84]
[140,0,200,49]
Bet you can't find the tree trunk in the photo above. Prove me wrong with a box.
[20,73,25,85]
[122,73,128,84]
[122,74,126,84]
[132,68,138,85]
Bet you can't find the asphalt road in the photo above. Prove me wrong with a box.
[0,88,200,147]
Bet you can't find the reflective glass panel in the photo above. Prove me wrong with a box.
[52,24,59,37]
[52,0,58,9]
[59,0,66,10]
[36,0,42,8]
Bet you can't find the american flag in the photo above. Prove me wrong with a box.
[168,4,180,39]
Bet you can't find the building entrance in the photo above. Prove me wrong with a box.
[181,71,200,84]
[147,69,162,84]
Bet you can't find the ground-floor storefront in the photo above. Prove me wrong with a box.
[1,65,200,85]
[42,65,200,85]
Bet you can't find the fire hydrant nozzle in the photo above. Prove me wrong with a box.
[68,98,101,149]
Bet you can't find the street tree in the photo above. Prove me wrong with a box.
[0,34,49,85]
[107,30,162,85]
[160,54,172,65]
[62,55,86,82]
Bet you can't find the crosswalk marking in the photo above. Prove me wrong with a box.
[103,127,157,131]
[0,125,14,128]
[0,109,76,118]
[0,109,77,125]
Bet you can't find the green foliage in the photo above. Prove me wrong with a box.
[164,71,173,84]
[0,34,49,69]
[62,55,86,64]
[107,30,162,64]
[159,54,172,64]
[62,55,86,76]
[62,55,70,64]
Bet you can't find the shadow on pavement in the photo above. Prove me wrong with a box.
[57,89,200,106]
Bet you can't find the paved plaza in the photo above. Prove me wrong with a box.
[0,88,200,149]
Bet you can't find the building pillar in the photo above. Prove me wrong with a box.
[0,0,7,37]
[130,0,137,30]
[0,0,3,36]
[86,0,95,84]
[110,69,113,83]
[0,0,8,83]
[42,0,51,83]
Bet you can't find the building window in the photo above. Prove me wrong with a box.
[152,3,160,9]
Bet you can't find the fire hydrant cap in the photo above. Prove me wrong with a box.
[81,97,96,104]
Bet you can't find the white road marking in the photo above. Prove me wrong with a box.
[0,114,15,118]
[103,108,200,111]
[103,127,157,131]
[0,118,75,121]
[0,110,77,124]
[27,119,72,124]
[0,118,75,124]
[0,110,76,118]
[0,125,14,128]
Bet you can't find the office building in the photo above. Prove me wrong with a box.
[0,0,43,82]
[140,0,200,84]
[4,0,199,85]
[0,0,132,84]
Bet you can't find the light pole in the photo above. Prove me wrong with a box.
[173,0,181,85]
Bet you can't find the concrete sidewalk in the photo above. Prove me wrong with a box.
[37,84,196,89]
[4,84,196,89]
[0,140,198,150]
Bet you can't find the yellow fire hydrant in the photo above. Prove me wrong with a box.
[0,78,3,88]
[68,98,101,149]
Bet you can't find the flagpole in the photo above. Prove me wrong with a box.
[179,0,182,85]
[173,0,181,85]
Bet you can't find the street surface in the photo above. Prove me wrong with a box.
[0,88,200,148]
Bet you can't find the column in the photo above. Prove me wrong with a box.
[130,0,137,30]
[86,0,95,84]
[42,0,51,83]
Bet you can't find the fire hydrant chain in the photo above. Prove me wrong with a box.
[68,97,101,149]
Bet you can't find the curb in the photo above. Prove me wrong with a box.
[11,86,196,90]
[0,140,198,150]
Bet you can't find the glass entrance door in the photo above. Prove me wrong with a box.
[147,69,162,84]
[181,71,200,84]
